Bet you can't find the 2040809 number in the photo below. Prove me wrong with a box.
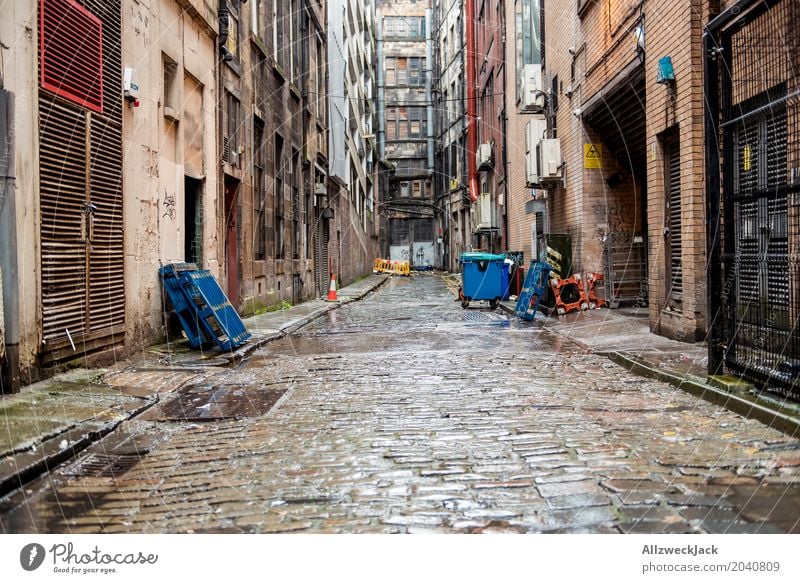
[729,562,780,572]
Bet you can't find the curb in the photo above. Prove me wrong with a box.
[0,395,158,499]
[607,352,800,438]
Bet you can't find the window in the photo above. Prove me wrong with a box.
[291,0,301,81]
[408,58,423,86]
[163,55,178,114]
[315,36,325,117]
[224,91,241,166]
[384,17,425,39]
[385,57,424,86]
[252,0,265,40]
[274,134,285,259]
[274,0,286,70]
[385,58,396,85]
[515,0,542,101]
[226,1,240,59]
[386,108,397,139]
[385,107,427,140]
[396,58,408,85]
[292,148,301,259]
[254,119,266,260]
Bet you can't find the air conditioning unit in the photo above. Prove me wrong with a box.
[537,138,563,183]
[475,192,494,230]
[526,118,547,187]
[476,142,493,170]
[314,183,327,195]
[229,151,240,167]
[522,64,545,112]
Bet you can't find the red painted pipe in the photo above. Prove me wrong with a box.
[465,0,478,204]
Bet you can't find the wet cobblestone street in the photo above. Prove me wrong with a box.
[2,274,800,533]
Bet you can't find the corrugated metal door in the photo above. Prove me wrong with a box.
[665,134,682,308]
[315,217,329,296]
[39,0,124,363]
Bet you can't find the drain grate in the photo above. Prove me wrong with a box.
[62,453,144,478]
[140,385,287,422]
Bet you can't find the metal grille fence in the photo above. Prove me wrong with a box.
[707,0,800,398]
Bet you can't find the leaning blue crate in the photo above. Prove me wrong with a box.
[515,261,552,321]
[160,263,251,351]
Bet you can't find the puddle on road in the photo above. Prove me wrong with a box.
[140,384,286,422]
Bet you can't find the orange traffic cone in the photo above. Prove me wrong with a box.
[327,273,338,301]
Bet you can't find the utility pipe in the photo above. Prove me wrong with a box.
[465,0,478,203]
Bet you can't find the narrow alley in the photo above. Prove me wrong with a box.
[2,274,798,534]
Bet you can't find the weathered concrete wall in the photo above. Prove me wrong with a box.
[121,0,219,351]
[0,1,40,375]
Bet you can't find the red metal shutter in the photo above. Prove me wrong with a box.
[39,0,103,113]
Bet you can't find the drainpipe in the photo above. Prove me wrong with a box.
[465,0,478,204]
[425,9,434,170]
[0,89,20,393]
[376,11,385,161]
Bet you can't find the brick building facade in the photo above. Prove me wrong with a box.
[511,0,730,341]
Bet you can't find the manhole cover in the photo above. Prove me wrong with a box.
[62,453,143,478]
[142,385,286,422]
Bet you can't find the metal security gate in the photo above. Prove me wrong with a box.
[315,216,330,297]
[706,0,800,396]
[38,0,124,363]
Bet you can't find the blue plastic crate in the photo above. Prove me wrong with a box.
[515,261,552,321]
[160,263,251,351]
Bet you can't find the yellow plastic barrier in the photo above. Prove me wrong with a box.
[374,258,411,276]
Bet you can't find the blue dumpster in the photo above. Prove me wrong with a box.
[459,252,507,309]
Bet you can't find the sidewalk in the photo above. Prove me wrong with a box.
[500,301,800,437]
[0,274,389,496]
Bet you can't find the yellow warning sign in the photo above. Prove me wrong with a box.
[584,143,602,169]
[743,145,752,172]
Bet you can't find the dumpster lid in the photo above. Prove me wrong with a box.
[460,252,506,262]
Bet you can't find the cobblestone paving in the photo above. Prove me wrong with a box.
[2,274,800,533]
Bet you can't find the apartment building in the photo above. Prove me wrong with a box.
[377,0,439,269]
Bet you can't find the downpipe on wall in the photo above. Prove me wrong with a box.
[0,88,20,393]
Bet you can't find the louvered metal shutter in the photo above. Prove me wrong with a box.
[666,137,682,305]
[39,0,124,363]
[39,96,88,342]
[39,0,103,113]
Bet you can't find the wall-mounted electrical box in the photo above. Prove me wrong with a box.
[123,68,140,101]
[656,56,675,85]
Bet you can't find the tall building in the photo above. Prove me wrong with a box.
[328,0,381,282]
[377,0,439,269]
[505,0,547,266]
[472,0,507,254]
[0,0,379,389]
[433,0,468,270]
